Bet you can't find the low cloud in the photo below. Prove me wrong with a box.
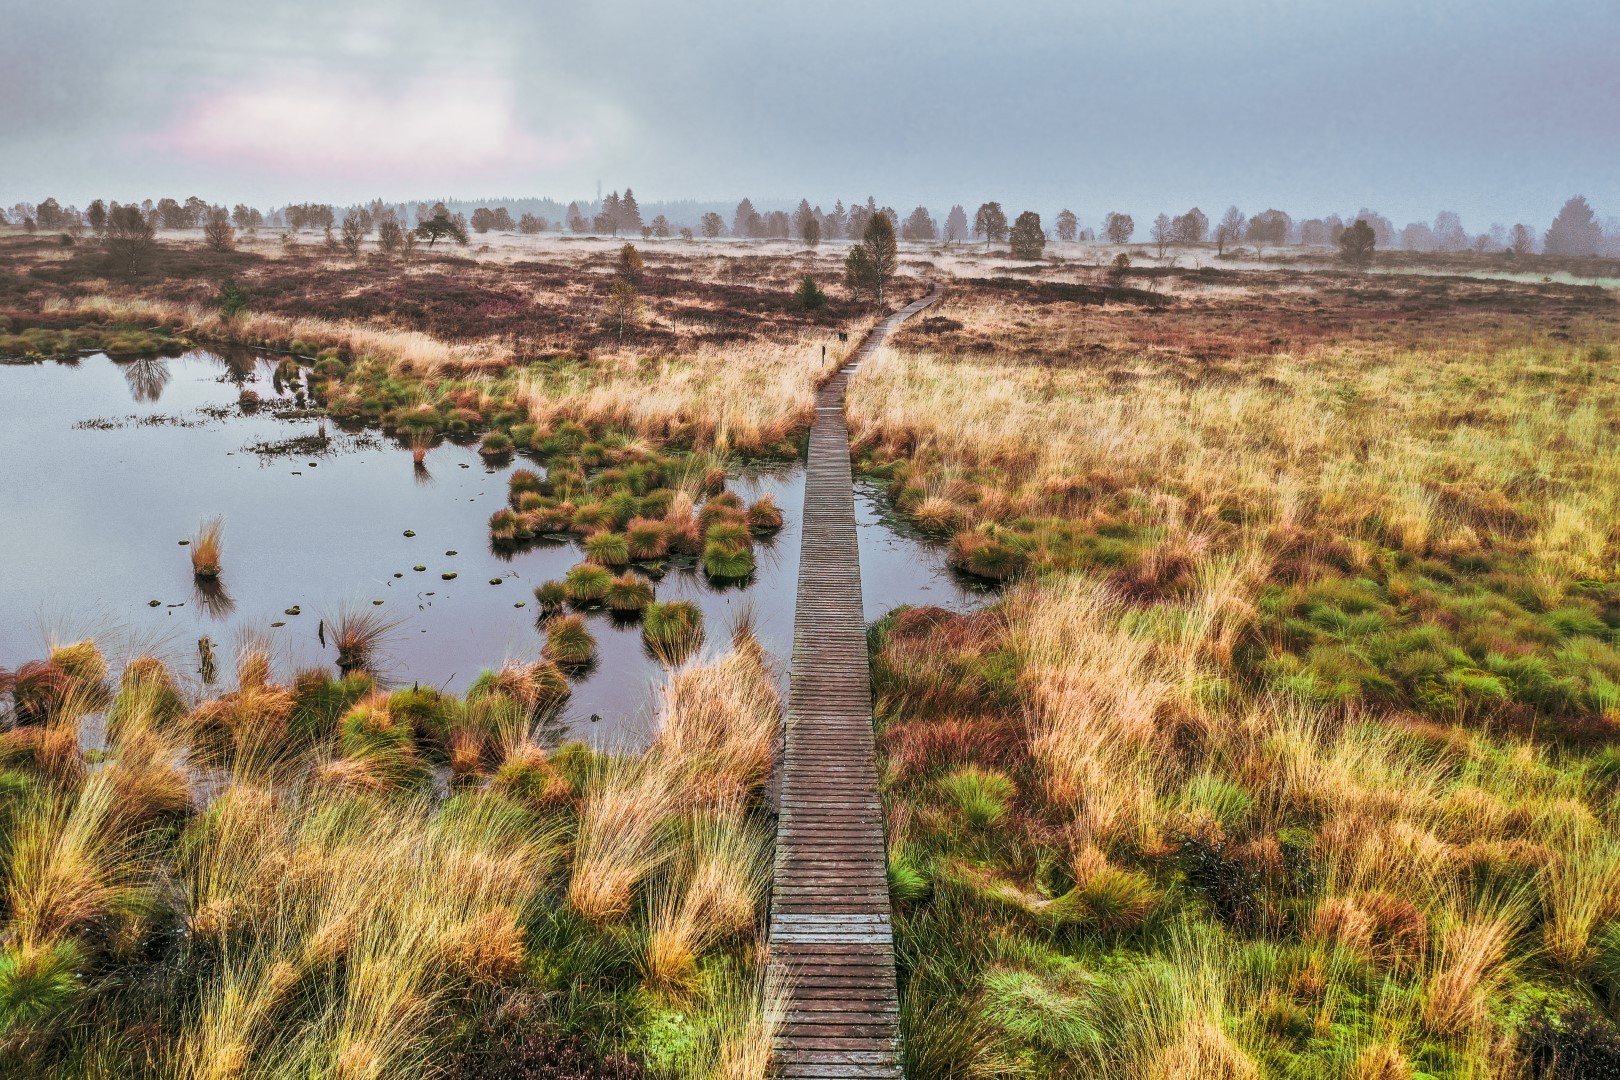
[154,74,592,189]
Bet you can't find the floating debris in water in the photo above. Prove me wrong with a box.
[413,565,426,572]
[403,530,416,537]
[178,539,190,546]
[442,572,457,580]
[284,606,301,615]
[147,599,161,607]
[445,550,458,556]
[372,599,384,605]
[270,621,285,627]
[393,572,403,578]
[489,578,502,585]
[198,636,217,685]
[514,601,526,608]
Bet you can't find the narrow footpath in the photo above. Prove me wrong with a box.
[768,283,941,1079]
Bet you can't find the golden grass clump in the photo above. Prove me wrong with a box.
[190,515,225,579]
[643,814,769,991]
[567,759,677,924]
[329,605,404,675]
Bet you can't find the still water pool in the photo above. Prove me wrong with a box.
[0,350,989,744]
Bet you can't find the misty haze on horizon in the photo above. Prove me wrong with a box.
[3,0,1616,230]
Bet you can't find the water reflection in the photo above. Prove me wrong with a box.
[192,577,237,620]
[116,356,172,402]
[1,349,995,747]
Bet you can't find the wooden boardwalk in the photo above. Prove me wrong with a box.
[769,285,940,1079]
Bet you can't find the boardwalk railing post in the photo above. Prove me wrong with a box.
[768,284,941,1080]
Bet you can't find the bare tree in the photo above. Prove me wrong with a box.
[1009,211,1046,259]
[1108,253,1131,288]
[801,215,821,247]
[617,243,644,286]
[603,278,640,343]
[650,214,670,238]
[105,204,156,275]
[944,204,969,243]
[701,212,725,238]
[1509,223,1536,257]
[1055,209,1078,242]
[1151,213,1172,258]
[1216,205,1244,254]
[377,214,405,256]
[1245,209,1291,258]
[1171,207,1208,244]
[203,208,235,252]
[340,208,368,258]
[1104,212,1134,245]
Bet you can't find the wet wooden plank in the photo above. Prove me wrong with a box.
[768,286,939,1079]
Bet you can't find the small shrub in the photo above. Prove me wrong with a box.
[443,1016,645,1080]
[793,274,828,310]
[1523,1005,1620,1079]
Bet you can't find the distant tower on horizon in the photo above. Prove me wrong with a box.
[596,179,602,208]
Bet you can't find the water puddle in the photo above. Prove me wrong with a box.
[1,350,990,744]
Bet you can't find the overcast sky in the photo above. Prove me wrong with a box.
[3,0,1616,229]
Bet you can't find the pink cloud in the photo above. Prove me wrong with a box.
[156,75,591,185]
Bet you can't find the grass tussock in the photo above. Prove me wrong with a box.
[189,516,224,580]
[0,624,783,1078]
[857,273,1620,1077]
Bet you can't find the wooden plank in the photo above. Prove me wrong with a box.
[768,285,940,1079]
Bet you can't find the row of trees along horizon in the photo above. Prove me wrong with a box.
[5,190,1616,259]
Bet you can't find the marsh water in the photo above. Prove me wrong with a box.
[0,349,989,745]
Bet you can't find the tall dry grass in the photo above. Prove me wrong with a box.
[848,328,1620,580]
[0,631,784,1077]
[64,295,498,374]
[511,332,848,452]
